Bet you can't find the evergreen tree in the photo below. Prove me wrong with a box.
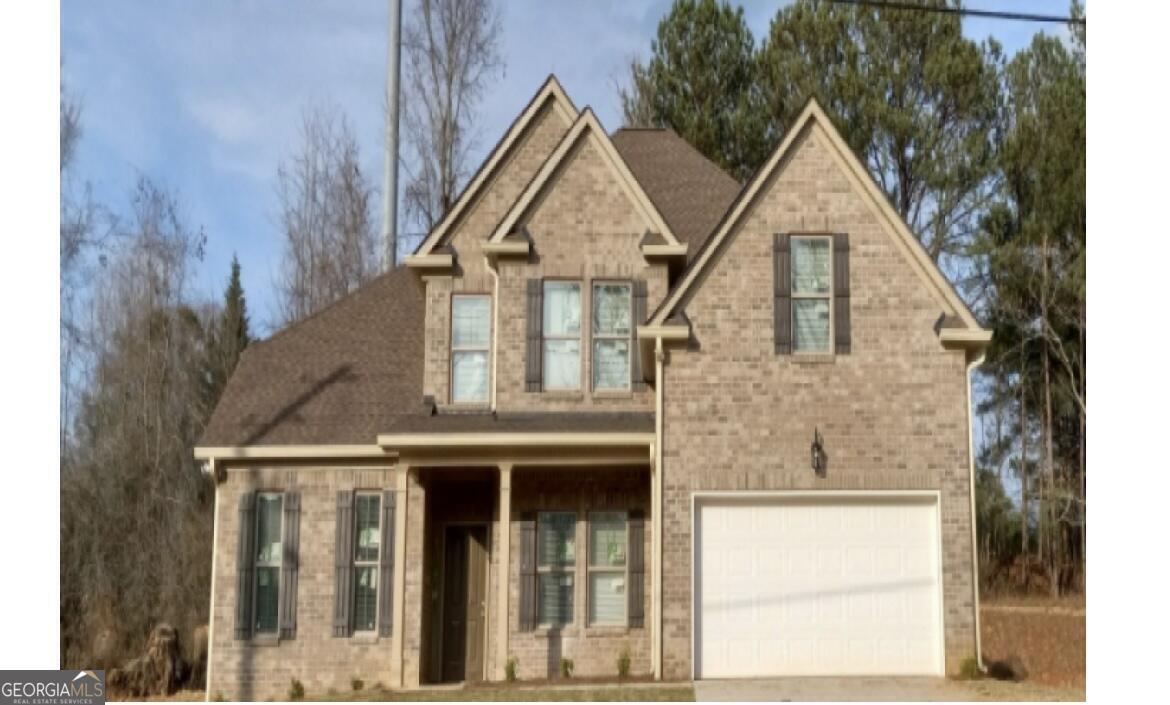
[202,255,252,411]
[620,0,767,180]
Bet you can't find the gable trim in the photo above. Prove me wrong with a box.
[412,75,578,258]
[649,99,985,336]
[487,109,681,246]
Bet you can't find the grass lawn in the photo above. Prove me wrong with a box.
[315,683,695,702]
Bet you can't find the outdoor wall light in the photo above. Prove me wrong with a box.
[811,427,826,476]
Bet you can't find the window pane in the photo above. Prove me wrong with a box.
[538,573,574,626]
[353,566,378,632]
[355,494,381,563]
[793,299,831,352]
[792,238,831,295]
[592,339,630,391]
[592,283,631,336]
[543,282,581,336]
[255,494,283,563]
[452,351,489,403]
[589,512,627,567]
[537,513,575,567]
[254,566,280,633]
[589,572,626,625]
[542,339,580,390]
[452,296,490,348]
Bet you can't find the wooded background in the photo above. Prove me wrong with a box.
[59,0,1085,679]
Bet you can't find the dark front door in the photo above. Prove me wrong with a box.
[440,525,488,682]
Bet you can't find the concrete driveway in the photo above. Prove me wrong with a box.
[693,676,1083,702]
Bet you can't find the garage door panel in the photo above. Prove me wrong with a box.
[696,497,943,678]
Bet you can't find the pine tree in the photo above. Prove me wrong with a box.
[203,255,251,411]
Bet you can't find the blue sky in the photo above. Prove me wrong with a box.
[62,0,1075,336]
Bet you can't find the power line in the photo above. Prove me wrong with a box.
[826,0,1086,25]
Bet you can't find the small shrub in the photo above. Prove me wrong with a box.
[211,692,225,702]
[957,656,983,680]
[288,678,305,700]
[351,677,364,692]
[505,656,519,683]
[617,648,631,679]
[560,657,574,679]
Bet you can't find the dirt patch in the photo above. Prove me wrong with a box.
[981,599,1085,690]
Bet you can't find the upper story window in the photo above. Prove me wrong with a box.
[451,295,491,403]
[352,492,382,633]
[542,282,582,391]
[253,492,283,635]
[537,511,576,626]
[791,236,832,353]
[592,283,631,391]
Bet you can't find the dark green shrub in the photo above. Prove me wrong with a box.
[560,657,574,678]
[288,678,305,700]
[505,656,519,682]
[617,648,631,679]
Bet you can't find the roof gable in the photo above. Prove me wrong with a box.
[650,99,985,333]
[487,109,681,246]
[410,75,577,260]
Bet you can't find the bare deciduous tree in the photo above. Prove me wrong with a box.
[401,0,502,231]
[276,106,378,325]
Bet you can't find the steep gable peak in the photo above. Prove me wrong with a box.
[408,75,577,262]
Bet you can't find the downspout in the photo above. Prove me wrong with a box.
[485,256,500,411]
[653,336,665,680]
[965,350,987,672]
[204,459,220,702]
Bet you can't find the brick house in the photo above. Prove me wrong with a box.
[196,76,990,700]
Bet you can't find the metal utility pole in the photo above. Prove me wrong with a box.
[382,0,403,270]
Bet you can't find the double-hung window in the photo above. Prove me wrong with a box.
[451,295,491,404]
[587,512,628,626]
[536,512,576,626]
[352,493,381,633]
[542,282,582,391]
[591,283,631,391]
[790,236,833,353]
[253,492,283,635]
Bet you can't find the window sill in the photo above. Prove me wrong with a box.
[585,624,632,635]
[791,353,836,365]
[592,389,633,399]
[349,631,381,644]
[444,401,491,411]
[533,625,579,637]
[249,633,281,647]
[540,390,584,401]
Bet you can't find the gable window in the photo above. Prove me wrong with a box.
[791,236,833,353]
[587,511,628,625]
[537,512,576,626]
[352,493,382,633]
[253,492,283,635]
[451,295,491,403]
[542,282,582,390]
[592,283,631,391]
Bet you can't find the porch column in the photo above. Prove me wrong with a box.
[650,452,661,680]
[495,463,513,680]
[391,464,409,687]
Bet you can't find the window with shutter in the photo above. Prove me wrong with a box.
[592,282,632,391]
[536,512,576,626]
[252,492,283,635]
[352,492,381,633]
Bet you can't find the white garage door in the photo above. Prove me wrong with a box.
[695,495,943,678]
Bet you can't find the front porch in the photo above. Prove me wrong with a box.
[383,436,659,688]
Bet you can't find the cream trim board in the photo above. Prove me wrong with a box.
[193,445,392,461]
[939,328,994,346]
[377,432,655,449]
[650,99,986,337]
[640,243,688,258]
[486,109,681,247]
[405,253,454,269]
[413,76,578,258]
[636,325,688,341]
[482,240,531,256]
[688,489,946,680]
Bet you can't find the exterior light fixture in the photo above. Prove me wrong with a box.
[811,427,826,476]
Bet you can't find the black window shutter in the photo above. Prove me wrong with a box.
[525,279,543,392]
[774,233,792,354]
[630,280,647,391]
[279,490,301,640]
[833,233,851,354]
[332,491,355,637]
[627,509,645,628]
[233,491,256,640]
[378,491,397,637]
[518,512,537,631]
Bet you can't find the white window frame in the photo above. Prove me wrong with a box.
[542,281,583,391]
[449,294,492,404]
[790,235,834,354]
[352,491,382,634]
[536,511,576,627]
[590,281,632,392]
[252,491,283,636]
[586,511,629,627]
